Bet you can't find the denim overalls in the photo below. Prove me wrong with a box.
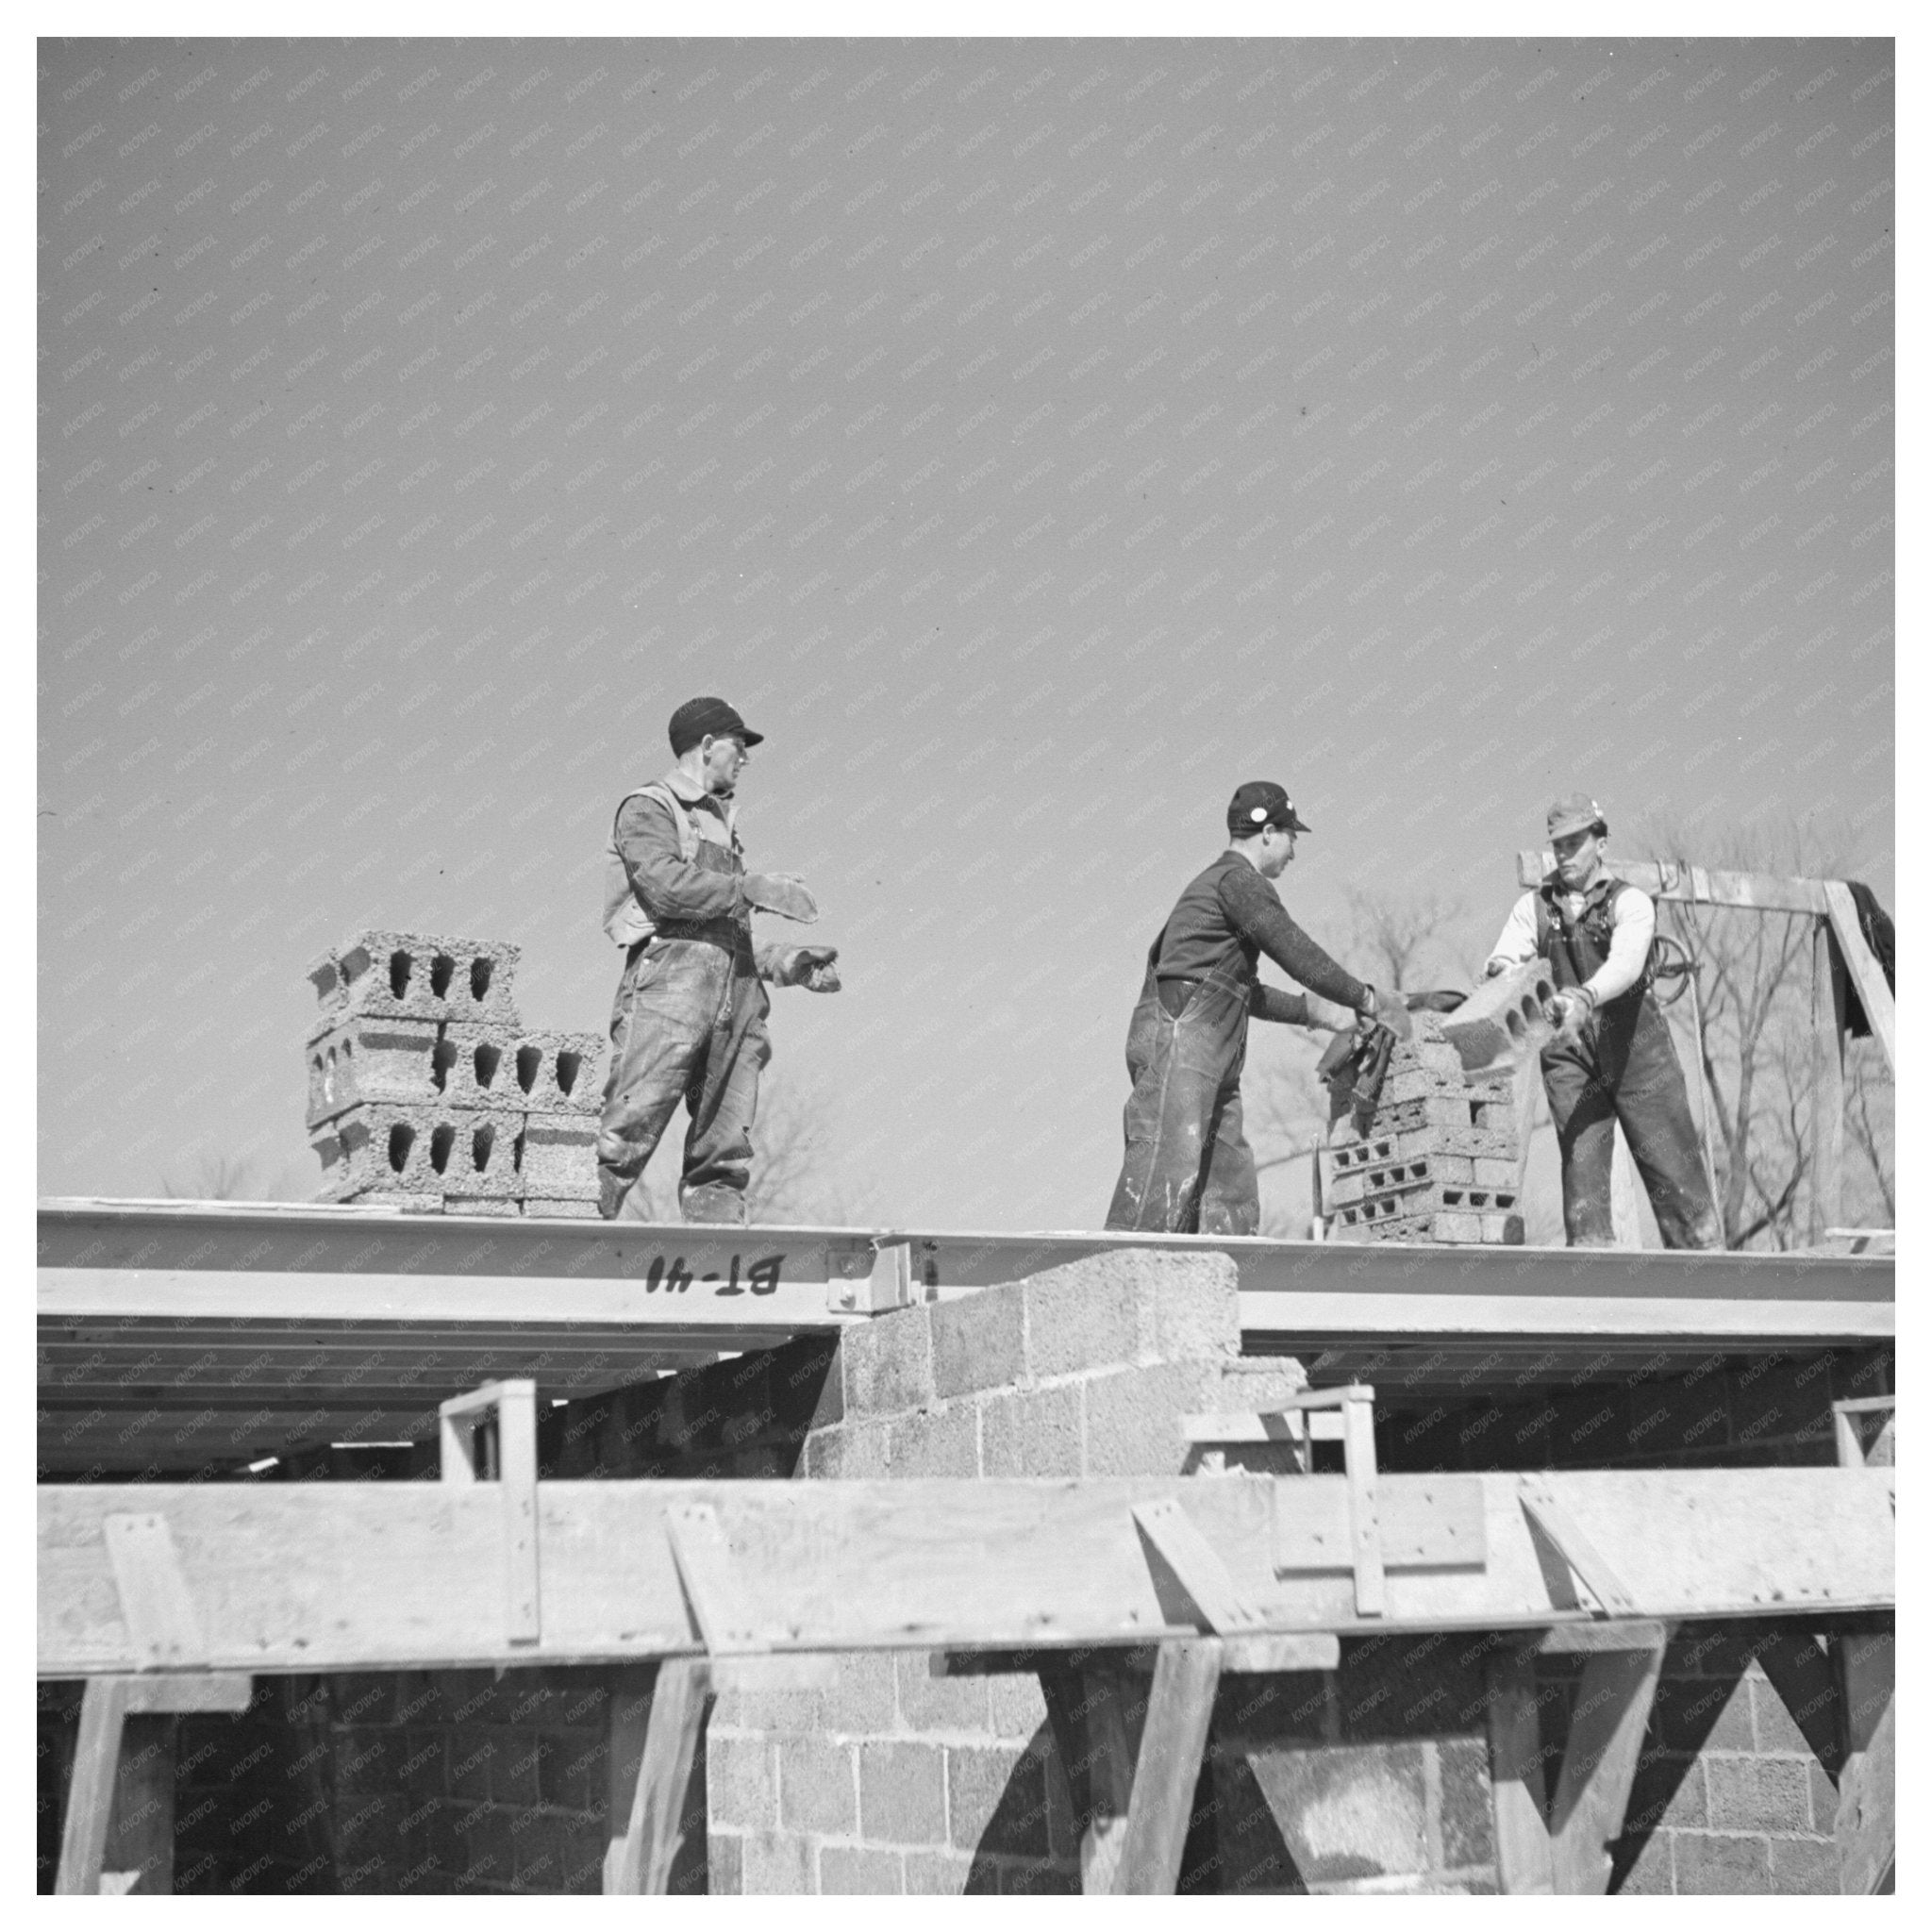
[595,805,772,1224]
[1104,930,1261,1236]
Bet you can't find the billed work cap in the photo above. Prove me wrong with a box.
[669,695,765,757]
[1228,780,1311,837]
[1547,791,1607,841]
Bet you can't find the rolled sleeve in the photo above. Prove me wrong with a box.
[1582,888,1656,1005]
[1485,892,1541,974]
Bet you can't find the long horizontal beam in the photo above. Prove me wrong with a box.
[42,1200,1890,1339]
[41,1467,1893,1679]
[1514,853,1831,916]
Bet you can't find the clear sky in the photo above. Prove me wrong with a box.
[38,36,1893,1227]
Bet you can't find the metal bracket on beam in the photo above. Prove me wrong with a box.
[826,1238,931,1313]
[439,1378,541,1645]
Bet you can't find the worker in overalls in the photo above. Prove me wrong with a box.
[1485,793,1722,1248]
[595,697,839,1224]
[1105,782,1411,1235]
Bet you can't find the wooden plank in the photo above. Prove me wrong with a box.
[1823,880,1895,1074]
[102,1512,206,1667]
[1274,1474,1486,1573]
[1219,1633,1339,1673]
[605,1658,713,1894]
[1341,1393,1385,1618]
[1515,853,1828,915]
[1546,1638,1666,1893]
[1518,1480,1638,1618]
[1835,1631,1894,1893]
[55,1677,129,1894]
[1535,1619,1667,1655]
[603,1666,654,1894]
[1131,1498,1266,1633]
[1487,1649,1554,1894]
[39,1469,1897,1677]
[1113,1640,1222,1893]
[1811,918,1849,1240]
[663,1500,751,1652]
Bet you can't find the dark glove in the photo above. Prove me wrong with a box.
[1357,986,1413,1042]
[774,945,841,991]
[741,873,820,923]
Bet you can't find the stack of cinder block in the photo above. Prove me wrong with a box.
[304,930,606,1218]
[1323,965,1557,1246]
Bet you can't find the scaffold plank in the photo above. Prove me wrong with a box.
[39,1468,1893,1679]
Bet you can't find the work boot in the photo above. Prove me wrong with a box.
[679,1182,749,1226]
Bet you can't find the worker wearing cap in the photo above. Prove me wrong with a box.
[1105,782,1413,1235]
[1485,794,1722,1248]
[595,696,841,1224]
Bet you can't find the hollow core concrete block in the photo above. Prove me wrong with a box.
[516,1113,599,1199]
[1438,962,1558,1078]
[305,1018,442,1128]
[309,1103,524,1202]
[440,1025,607,1114]
[306,929,522,1038]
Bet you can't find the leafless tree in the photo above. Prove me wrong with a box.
[1344,886,1469,992]
[159,1152,303,1201]
[1634,815,1893,1249]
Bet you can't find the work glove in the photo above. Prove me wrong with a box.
[1549,987,1594,1032]
[741,873,820,923]
[774,945,841,992]
[1357,986,1414,1043]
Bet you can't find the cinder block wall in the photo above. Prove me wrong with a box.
[708,1250,1314,1895]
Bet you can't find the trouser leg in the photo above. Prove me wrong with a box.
[1611,1002,1724,1249]
[594,942,717,1222]
[1541,1039,1619,1247]
[678,962,772,1224]
[1196,1078,1260,1236]
[1107,997,1209,1232]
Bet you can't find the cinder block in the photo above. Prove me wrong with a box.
[946,1744,1053,1858]
[442,1024,607,1115]
[1021,1250,1239,1380]
[1704,1756,1814,1834]
[522,1197,601,1220]
[930,1284,1026,1400]
[819,1846,904,1892]
[445,1196,520,1218]
[803,1420,891,1479]
[517,1112,598,1199]
[841,1304,934,1418]
[1768,1836,1839,1894]
[825,1651,898,1735]
[707,1735,777,1832]
[306,1018,442,1127]
[776,1736,856,1836]
[859,1740,950,1846]
[310,1104,522,1202]
[979,1384,1083,1479]
[1082,1359,1223,1477]
[1672,1831,1773,1893]
[888,1402,979,1478]
[739,1829,816,1894]
[896,1651,991,1735]
[1439,962,1557,1076]
[307,929,521,1038]
[1241,1740,1430,1884]
[904,1850,980,1893]
[986,1672,1049,1743]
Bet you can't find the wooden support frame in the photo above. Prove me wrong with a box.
[1834,1393,1896,1470]
[604,1659,715,1895]
[1038,1640,1224,1894]
[1518,1477,1638,1617]
[439,1378,541,1644]
[54,1674,252,1895]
